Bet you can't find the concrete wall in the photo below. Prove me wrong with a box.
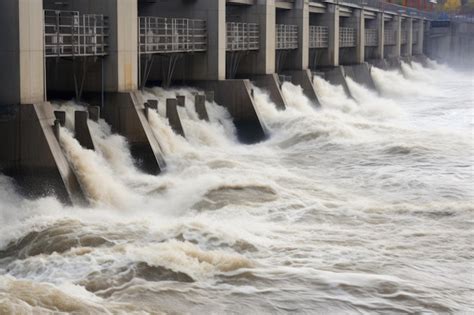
[384,15,401,59]
[227,1,276,76]
[425,21,474,69]
[275,0,309,71]
[139,0,226,81]
[0,103,85,204]
[364,14,383,61]
[401,17,413,57]
[339,9,364,65]
[413,19,424,55]
[313,4,339,67]
[0,0,44,106]
[44,0,138,94]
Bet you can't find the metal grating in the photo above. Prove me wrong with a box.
[365,29,378,46]
[138,17,207,54]
[309,26,328,48]
[276,24,298,50]
[226,23,259,51]
[401,30,408,44]
[44,10,108,58]
[384,29,396,45]
[339,27,356,48]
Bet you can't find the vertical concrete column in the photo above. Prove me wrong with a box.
[406,17,413,56]
[286,0,310,70]
[202,0,226,80]
[376,12,384,60]
[355,9,365,64]
[320,4,339,66]
[395,15,402,58]
[414,19,424,55]
[110,0,138,91]
[244,0,276,74]
[0,0,44,106]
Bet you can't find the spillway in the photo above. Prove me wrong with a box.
[0,61,473,314]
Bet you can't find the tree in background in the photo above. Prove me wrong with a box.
[443,0,461,12]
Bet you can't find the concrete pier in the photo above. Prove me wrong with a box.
[75,111,96,151]
[166,99,185,138]
[101,92,166,175]
[197,79,267,143]
[252,74,288,110]
[195,95,210,121]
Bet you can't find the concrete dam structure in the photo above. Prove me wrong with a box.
[0,0,472,204]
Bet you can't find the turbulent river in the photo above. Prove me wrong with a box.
[0,61,473,314]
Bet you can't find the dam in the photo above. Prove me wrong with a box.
[0,1,473,313]
[0,0,472,203]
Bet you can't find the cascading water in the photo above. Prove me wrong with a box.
[0,61,473,314]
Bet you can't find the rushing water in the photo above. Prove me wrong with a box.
[0,61,473,314]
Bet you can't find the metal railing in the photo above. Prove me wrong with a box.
[315,0,438,20]
[138,17,207,54]
[384,29,396,45]
[309,26,329,48]
[401,30,408,44]
[44,10,108,57]
[365,28,378,46]
[276,24,298,50]
[226,22,259,51]
[339,27,356,47]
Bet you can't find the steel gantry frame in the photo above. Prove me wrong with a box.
[43,10,109,103]
[138,17,207,88]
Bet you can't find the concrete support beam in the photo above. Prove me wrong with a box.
[413,19,424,55]
[237,0,276,75]
[318,4,339,67]
[376,13,384,60]
[0,0,44,106]
[395,16,402,57]
[406,17,413,56]
[284,0,310,70]
[99,0,139,92]
[356,9,365,64]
